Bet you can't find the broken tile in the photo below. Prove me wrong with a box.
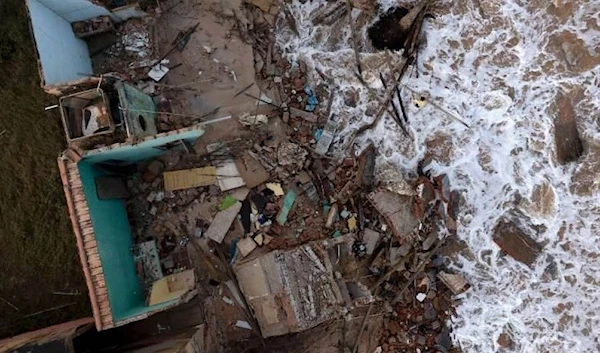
[205,201,242,243]
[363,228,380,255]
[237,237,258,258]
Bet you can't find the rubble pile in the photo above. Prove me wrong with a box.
[89,18,156,78]
[50,0,473,351]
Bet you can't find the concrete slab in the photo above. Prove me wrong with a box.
[368,190,419,240]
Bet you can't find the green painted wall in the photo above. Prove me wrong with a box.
[77,127,206,321]
[83,128,205,164]
[116,82,158,138]
[78,160,145,321]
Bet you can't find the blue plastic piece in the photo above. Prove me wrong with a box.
[314,129,323,141]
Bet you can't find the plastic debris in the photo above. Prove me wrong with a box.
[276,190,297,225]
[266,183,285,196]
[219,195,238,211]
[148,59,170,81]
[348,217,357,231]
[235,320,252,330]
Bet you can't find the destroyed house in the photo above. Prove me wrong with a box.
[59,81,158,146]
[25,0,147,95]
[58,126,206,330]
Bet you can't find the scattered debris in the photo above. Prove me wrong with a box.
[148,60,170,81]
[368,190,419,241]
[438,271,470,295]
[43,1,468,351]
[235,320,252,330]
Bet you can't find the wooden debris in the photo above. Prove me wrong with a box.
[163,167,217,191]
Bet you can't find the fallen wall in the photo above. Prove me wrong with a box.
[78,160,147,321]
[35,0,112,22]
[27,0,94,86]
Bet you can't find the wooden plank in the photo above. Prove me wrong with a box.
[163,166,218,191]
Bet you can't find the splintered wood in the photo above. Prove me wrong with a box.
[163,166,217,191]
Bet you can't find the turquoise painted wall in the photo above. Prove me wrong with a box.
[84,128,205,164]
[77,127,205,321]
[78,160,145,321]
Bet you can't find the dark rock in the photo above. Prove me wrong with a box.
[544,254,558,279]
[431,255,444,267]
[343,88,359,107]
[436,327,452,352]
[497,332,515,349]
[493,217,543,267]
[424,302,437,320]
[208,185,220,196]
[553,93,583,164]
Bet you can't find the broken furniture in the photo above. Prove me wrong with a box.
[116,81,158,139]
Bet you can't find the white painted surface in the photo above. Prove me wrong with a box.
[36,0,112,22]
[27,0,93,85]
[112,4,148,22]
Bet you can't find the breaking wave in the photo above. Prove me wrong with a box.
[276,0,600,351]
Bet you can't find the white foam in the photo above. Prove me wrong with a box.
[277,0,600,351]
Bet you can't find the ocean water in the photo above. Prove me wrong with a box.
[276,0,600,351]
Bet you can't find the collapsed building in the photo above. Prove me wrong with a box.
[58,126,204,330]
[10,0,475,352]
